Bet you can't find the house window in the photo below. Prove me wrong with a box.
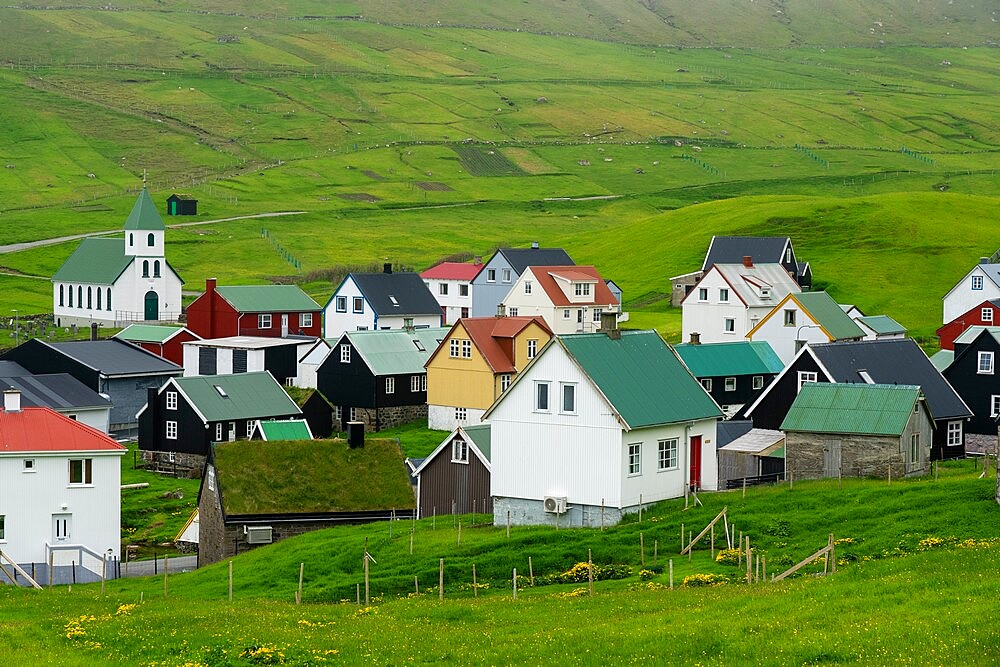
[335,296,347,313]
[461,307,469,318]
[784,309,797,327]
[452,439,468,463]
[166,421,178,440]
[761,288,771,299]
[333,406,342,422]
[106,288,112,311]
[972,275,984,290]
[502,269,512,283]
[910,433,920,462]
[719,288,729,302]
[991,395,1000,418]
[983,308,994,323]
[535,382,550,411]
[215,423,223,441]
[421,375,427,392]
[563,309,571,319]
[247,421,254,437]
[627,443,642,476]
[593,308,603,322]
[258,314,272,329]
[575,283,591,296]
[166,391,178,410]
[386,377,395,394]
[487,269,496,282]
[657,439,679,471]
[154,261,161,278]
[96,288,101,310]
[698,288,708,301]
[450,339,460,358]
[527,339,538,358]
[23,459,35,472]
[439,283,449,296]
[300,313,313,328]
[459,284,469,297]
[508,307,518,317]
[500,374,512,392]
[725,377,736,391]
[701,378,712,392]
[797,371,818,392]
[411,375,421,392]
[147,233,155,247]
[461,340,472,358]
[785,248,792,263]
[349,408,357,421]
[77,286,83,308]
[340,344,351,363]
[353,297,364,313]
[129,233,134,247]
[947,421,962,446]
[68,286,73,308]
[978,351,994,374]
[87,287,92,309]
[724,318,736,333]
[0,515,4,541]
[753,376,764,390]
[561,383,576,413]
[59,284,64,307]
[142,260,150,278]
[68,458,93,485]
[524,281,532,294]
[455,407,467,421]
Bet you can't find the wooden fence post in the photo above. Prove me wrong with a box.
[410,526,414,556]
[297,562,304,605]
[364,553,370,606]
[228,561,233,602]
[710,524,715,560]
[639,493,643,523]
[164,555,169,598]
[654,540,658,566]
[529,557,534,586]
[745,536,751,584]
[457,520,462,547]
[680,523,684,551]
[439,558,444,600]
[506,511,510,539]
[640,533,645,567]
[588,549,594,596]
[512,568,517,600]
[472,564,477,598]
[669,559,674,590]
[414,576,419,595]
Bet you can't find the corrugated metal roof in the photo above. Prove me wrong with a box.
[116,324,187,344]
[712,263,800,308]
[216,285,321,313]
[463,423,491,461]
[456,316,551,373]
[781,383,921,436]
[498,247,574,273]
[420,262,483,281]
[529,266,619,308]
[719,428,785,455]
[259,419,312,441]
[559,330,722,429]
[857,315,907,335]
[0,374,111,410]
[674,341,784,377]
[793,291,866,340]
[703,236,790,272]
[348,328,449,376]
[0,407,125,453]
[51,238,131,284]
[930,349,954,372]
[953,325,1000,345]
[48,339,181,376]
[351,272,442,317]
[173,372,301,422]
[123,188,166,231]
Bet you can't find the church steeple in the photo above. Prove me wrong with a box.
[124,181,166,258]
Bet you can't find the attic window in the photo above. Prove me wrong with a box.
[761,288,771,298]
[389,296,399,307]
[413,340,426,352]
[858,370,875,384]
[214,385,229,398]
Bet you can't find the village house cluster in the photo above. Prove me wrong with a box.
[0,190,992,578]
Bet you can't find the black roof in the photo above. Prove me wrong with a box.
[498,247,575,274]
[0,361,30,376]
[811,339,971,420]
[352,272,441,317]
[0,373,111,410]
[46,339,182,377]
[702,236,791,272]
[717,420,754,448]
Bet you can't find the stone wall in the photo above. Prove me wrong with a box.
[353,404,427,432]
[141,450,205,478]
[786,433,914,480]
[493,496,626,529]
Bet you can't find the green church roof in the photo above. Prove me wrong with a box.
[51,238,131,284]
[216,285,321,313]
[781,383,922,436]
[559,330,722,429]
[123,188,166,231]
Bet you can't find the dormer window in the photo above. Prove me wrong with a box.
[574,283,591,297]
[761,288,771,299]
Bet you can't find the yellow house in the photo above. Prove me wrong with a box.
[426,316,552,430]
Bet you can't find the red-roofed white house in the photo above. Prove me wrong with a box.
[0,390,126,585]
[420,261,483,325]
[500,266,624,334]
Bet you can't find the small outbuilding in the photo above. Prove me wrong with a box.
[412,424,491,518]
[166,194,198,216]
[718,428,785,488]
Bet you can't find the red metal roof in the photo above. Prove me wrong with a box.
[419,262,483,281]
[458,316,552,373]
[0,407,126,453]
[528,266,619,308]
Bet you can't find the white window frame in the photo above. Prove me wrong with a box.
[784,309,797,327]
[524,281,532,294]
[627,443,642,476]
[461,340,472,358]
[725,377,736,392]
[451,439,469,463]
[982,308,994,323]
[0,514,5,541]
[991,395,1000,418]
[978,351,994,375]
[972,275,984,290]
[166,391,178,410]
[698,287,708,302]
[411,375,421,392]
[353,297,364,313]
[508,307,519,317]
[701,378,712,392]
[459,284,469,297]
[563,309,571,319]
[593,308,603,323]
[258,314,272,329]
[501,268,512,283]
[386,377,395,394]
[753,375,764,390]
[910,433,920,462]
[724,318,736,333]
[486,268,496,283]
[947,421,962,446]
[657,438,679,471]
[575,283,591,297]
[527,339,538,359]
[719,288,729,303]
[421,375,427,392]
[535,381,551,412]
[797,371,818,392]
[166,420,178,440]
[215,423,223,441]
[300,312,313,328]
[335,296,347,313]
[22,459,35,473]
[500,374,512,392]
[454,407,467,421]
[340,344,351,363]
[246,421,254,438]
[68,458,93,485]
[439,282,449,296]
[560,382,577,414]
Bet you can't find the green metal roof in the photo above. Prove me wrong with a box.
[123,188,166,231]
[857,315,907,335]
[215,285,321,313]
[463,423,491,461]
[929,349,954,372]
[559,330,722,429]
[258,419,312,441]
[173,372,301,422]
[348,328,449,376]
[781,383,921,436]
[793,292,866,340]
[115,324,186,344]
[674,341,784,377]
[51,238,131,284]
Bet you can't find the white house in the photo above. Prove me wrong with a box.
[942,258,1000,324]
[0,390,126,585]
[181,336,315,386]
[746,291,865,365]
[420,261,483,325]
[294,338,332,389]
[682,260,800,344]
[52,187,183,328]
[485,326,722,527]
[323,265,442,338]
[500,266,624,335]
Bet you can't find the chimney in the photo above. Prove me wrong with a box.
[347,421,364,448]
[496,303,506,318]
[742,256,753,268]
[206,278,217,294]
[383,263,392,274]
[531,241,539,249]
[474,256,483,266]
[600,311,620,340]
[689,332,701,345]
[981,257,990,265]
[403,317,414,332]
[90,322,99,341]
[3,389,21,412]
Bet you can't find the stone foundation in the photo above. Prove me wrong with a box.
[140,450,206,478]
[352,404,427,432]
[965,433,997,456]
[493,496,627,528]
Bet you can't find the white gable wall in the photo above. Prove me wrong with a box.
[324,276,375,338]
[423,278,474,325]
[747,303,831,365]
[943,266,1000,324]
[682,270,755,343]
[182,345,266,377]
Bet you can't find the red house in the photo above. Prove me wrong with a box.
[186,279,323,339]
[936,299,1000,350]
[114,324,201,366]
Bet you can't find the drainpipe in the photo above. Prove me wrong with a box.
[684,422,694,495]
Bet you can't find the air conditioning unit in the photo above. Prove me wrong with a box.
[543,496,568,514]
[244,525,273,544]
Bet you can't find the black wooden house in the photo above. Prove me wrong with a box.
[166,194,198,216]
[942,327,1000,436]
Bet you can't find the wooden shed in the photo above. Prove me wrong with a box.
[412,424,491,518]
[166,194,198,216]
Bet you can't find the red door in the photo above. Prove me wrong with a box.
[689,435,702,490]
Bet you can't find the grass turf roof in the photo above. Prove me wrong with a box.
[213,438,415,515]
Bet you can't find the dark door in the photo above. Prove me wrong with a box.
[690,435,702,490]
[144,291,159,320]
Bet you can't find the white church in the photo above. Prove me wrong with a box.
[52,187,184,327]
